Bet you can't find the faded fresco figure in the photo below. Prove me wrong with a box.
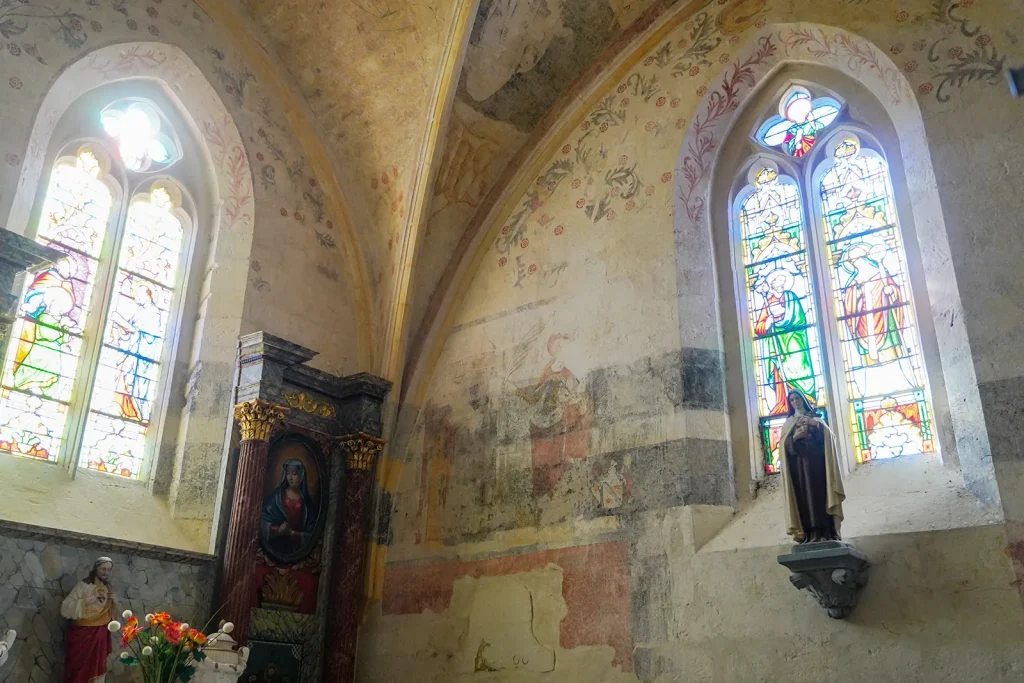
[261,458,319,561]
[781,390,845,543]
[517,333,593,497]
[60,556,116,683]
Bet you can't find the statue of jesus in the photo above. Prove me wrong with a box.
[60,556,116,683]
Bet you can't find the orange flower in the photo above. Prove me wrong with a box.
[163,622,183,645]
[120,616,141,647]
[186,628,207,646]
[150,612,173,627]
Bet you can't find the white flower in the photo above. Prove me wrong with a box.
[180,623,189,631]
[121,609,133,621]
[107,621,121,632]
[144,614,154,623]
[142,646,153,656]
[120,652,130,660]
[221,622,234,634]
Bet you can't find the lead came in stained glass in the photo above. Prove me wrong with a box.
[0,150,113,462]
[756,86,842,158]
[818,135,934,463]
[739,166,829,474]
[79,186,184,478]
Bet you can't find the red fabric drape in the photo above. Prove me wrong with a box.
[63,624,110,683]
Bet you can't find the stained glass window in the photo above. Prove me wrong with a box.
[738,166,828,473]
[755,87,841,158]
[79,185,184,478]
[818,135,934,463]
[0,149,113,463]
[0,99,190,480]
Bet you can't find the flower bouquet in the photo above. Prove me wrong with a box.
[108,610,235,683]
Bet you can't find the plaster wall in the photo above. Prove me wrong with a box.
[363,0,1024,680]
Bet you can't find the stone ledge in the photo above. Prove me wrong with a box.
[0,518,216,566]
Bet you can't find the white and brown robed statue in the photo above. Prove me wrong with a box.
[781,389,846,543]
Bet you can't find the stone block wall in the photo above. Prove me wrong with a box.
[0,521,215,683]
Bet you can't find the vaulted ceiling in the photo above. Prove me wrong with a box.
[235,0,679,383]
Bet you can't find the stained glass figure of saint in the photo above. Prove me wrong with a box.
[756,86,842,158]
[818,135,935,463]
[738,166,828,474]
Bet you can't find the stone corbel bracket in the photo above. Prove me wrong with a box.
[777,541,868,619]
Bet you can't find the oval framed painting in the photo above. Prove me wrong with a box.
[259,432,328,565]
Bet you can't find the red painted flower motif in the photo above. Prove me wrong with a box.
[625,200,636,211]
[612,185,621,196]
[644,56,655,66]
[661,171,672,183]
[309,177,317,187]
[70,18,82,30]
[689,66,700,76]
[697,85,708,97]
[6,153,18,166]
[501,224,511,235]
[251,260,261,272]
[576,198,586,209]
[961,0,973,5]
[947,46,963,59]
[326,220,333,229]
[729,35,741,46]
[645,185,655,196]
[294,211,302,221]
[619,155,628,164]
[621,97,630,107]
[147,6,158,17]
[918,82,934,95]
[498,257,507,267]
[676,118,687,129]
[258,128,266,137]
[890,43,904,55]
[7,43,19,56]
[381,173,389,185]
[280,208,288,216]
[607,210,617,221]
[677,38,688,50]
[670,98,680,108]
[126,19,137,30]
[755,16,766,27]
[976,34,991,47]
[656,96,666,107]
[546,181,555,191]
[581,120,591,131]
[256,152,264,161]
[572,179,581,189]
[562,144,571,154]
[617,84,627,94]
[554,225,564,235]
[8,77,21,90]
[520,238,529,248]
[904,60,918,72]
[599,123,609,133]
[912,39,927,51]
[719,53,730,64]
[717,0,729,5]
[896,10,909,22]
[528,264,537,274]
[645,121,657,132]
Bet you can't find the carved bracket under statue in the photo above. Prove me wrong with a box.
[777,541,868,619]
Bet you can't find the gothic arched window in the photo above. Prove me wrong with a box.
[0,99,192,480]
[736,85,936,474]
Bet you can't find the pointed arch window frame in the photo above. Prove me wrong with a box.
[731,88,940,476]
[0,99,197,482]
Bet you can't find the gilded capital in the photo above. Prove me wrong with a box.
[337,433,386,471]
[234,399,288,442]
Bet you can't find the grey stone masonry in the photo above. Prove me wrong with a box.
[0,522,215,682]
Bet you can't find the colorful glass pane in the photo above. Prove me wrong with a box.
[818,136,935,463]
[101,101,175,172]
[0,151,112,463]
[79,187,184,478]
[756,87,842,158]
[739,167,829,474]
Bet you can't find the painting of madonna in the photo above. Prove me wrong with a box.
[259,442,323,564]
